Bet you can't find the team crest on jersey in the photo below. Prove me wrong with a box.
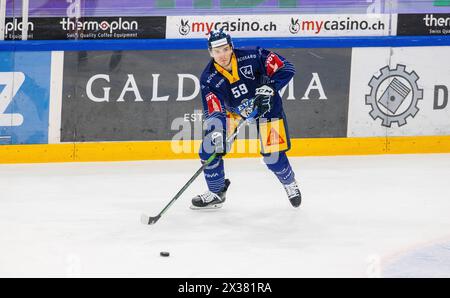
[206,92,222,115]
[237,97,255,118]
[239,65,255,80]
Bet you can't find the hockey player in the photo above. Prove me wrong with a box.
[191,29,301,209]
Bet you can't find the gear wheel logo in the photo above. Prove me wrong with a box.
[365,64,424,127]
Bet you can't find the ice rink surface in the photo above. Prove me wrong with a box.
[1,153,450,278]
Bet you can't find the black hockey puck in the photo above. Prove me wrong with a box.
[160,251,170,257]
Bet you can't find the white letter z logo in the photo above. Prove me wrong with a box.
[0,72,25,127]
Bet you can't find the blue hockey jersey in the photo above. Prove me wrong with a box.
[200,47,296,133]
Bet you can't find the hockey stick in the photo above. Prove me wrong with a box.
[141,110,258,225]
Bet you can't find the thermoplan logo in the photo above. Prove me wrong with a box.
[3,19,34,39]
[365,65,424,127]
[0,72,25,127]
[59,18,138,34]
[397,14,450,36]
[423,14,450,35]
[5,19,34,33]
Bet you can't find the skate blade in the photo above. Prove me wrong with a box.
[190,203,223,210]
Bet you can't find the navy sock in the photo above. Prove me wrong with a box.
[263,152,295,185]
[203,157,225,193]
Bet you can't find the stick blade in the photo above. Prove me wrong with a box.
[140,214,160,225]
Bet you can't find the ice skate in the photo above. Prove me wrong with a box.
[283,180,302,208]
[191,179,231,210]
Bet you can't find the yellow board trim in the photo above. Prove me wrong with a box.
[1,136,450,164]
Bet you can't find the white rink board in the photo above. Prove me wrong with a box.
[166,14,391,38]
[348,46,450,137]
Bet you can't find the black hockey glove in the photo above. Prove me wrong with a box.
[253,85,275,118]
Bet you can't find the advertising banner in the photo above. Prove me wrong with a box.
[0,52,51,144]
[3,14,390,40]
[167,14,392,38]
[397,13,450,35]
[61,47,351,142]
[3,16,166,40]
[348,46,450,137]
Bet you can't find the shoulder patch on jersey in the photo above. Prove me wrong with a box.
[206,92,222,115]
[239,65,255,80]
[266,52,284,77]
